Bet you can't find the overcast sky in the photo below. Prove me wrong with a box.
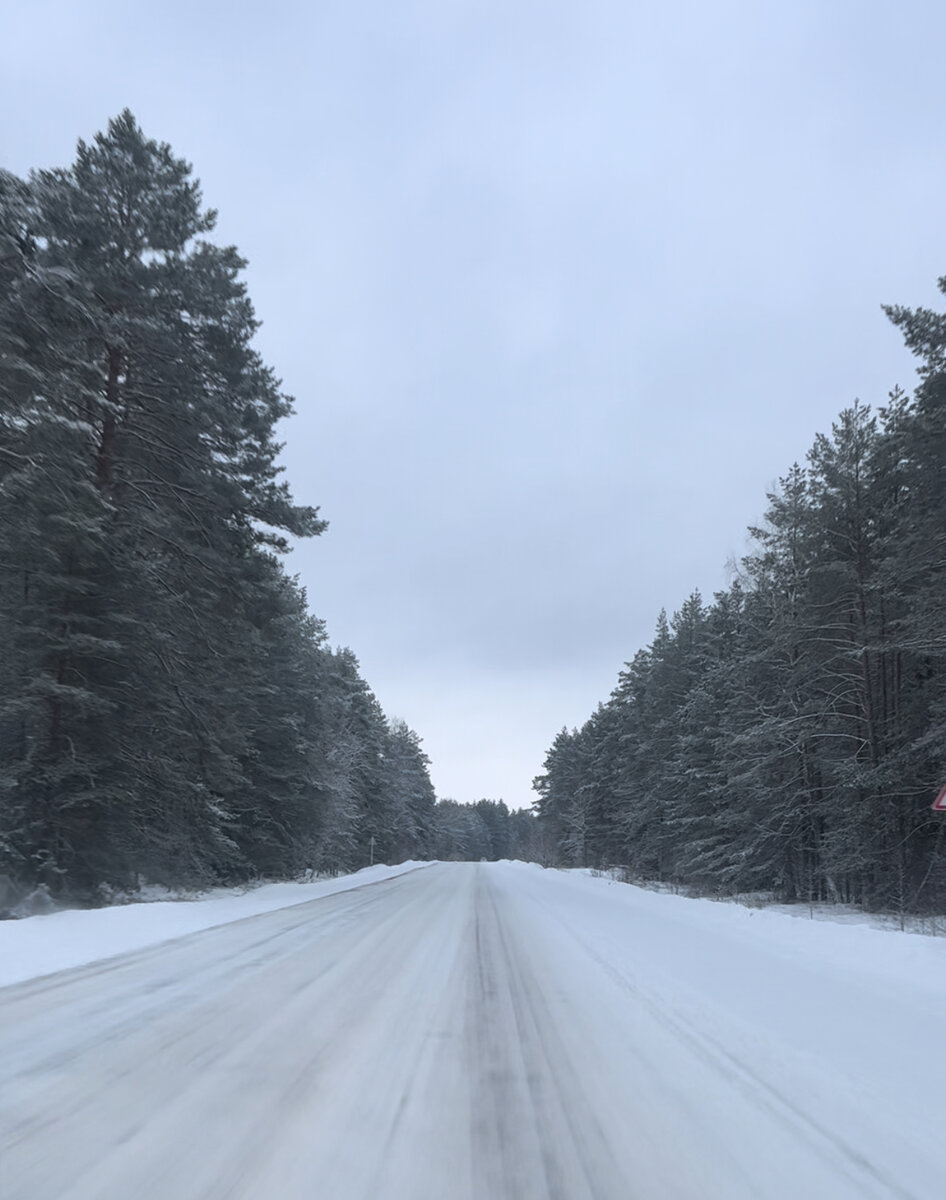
[3,1,945,807]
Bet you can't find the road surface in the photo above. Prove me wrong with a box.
[0,862,941,1199]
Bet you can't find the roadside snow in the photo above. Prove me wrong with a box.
[557,865,946,994]
[0,861,431,989]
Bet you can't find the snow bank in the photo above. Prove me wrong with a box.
[0,861,431,989]
[559,866,946,994]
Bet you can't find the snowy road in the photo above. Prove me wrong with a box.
[1,862,943,1199]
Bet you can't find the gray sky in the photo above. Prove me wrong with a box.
[3,1,945,807]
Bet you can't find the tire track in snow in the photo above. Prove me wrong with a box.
[468,869,627,1200]
[493,868,921,1200]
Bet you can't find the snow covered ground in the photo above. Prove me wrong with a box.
[0,861,429,988]
[2,861,944,1199]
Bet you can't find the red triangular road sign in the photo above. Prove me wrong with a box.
[933,784,946,812]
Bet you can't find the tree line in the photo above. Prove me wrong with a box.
[431,798,540,863]
[534,286,946,915]
[0,113,439,905]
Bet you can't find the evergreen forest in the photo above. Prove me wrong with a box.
[0,113,443,905]
[7,112,944,921]
[430,798,540,863]
[534,297,946,916]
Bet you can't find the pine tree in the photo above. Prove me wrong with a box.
[383,719,436,862]
[0,114,325,897]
